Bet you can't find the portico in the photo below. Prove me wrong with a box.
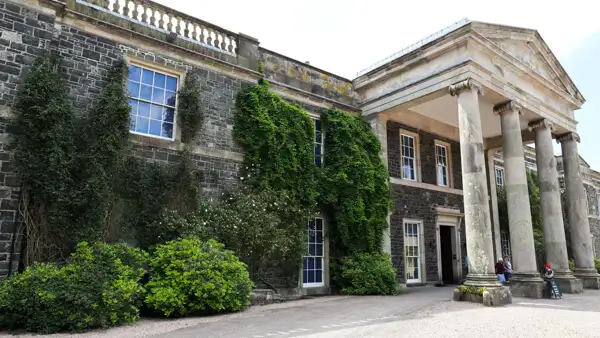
[356,20,599,299]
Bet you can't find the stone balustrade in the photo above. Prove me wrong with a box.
[77,0,238,55]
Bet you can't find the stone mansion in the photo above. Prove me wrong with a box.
[0,0,599,298]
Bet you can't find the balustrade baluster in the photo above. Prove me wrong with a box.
[198,26,206,44]
[98,0,109,8]
[177,17,185,36]
[217,34,223,50]
[141,6,149,23]
[131,1,139,20]
[112,0,120,13]
[158,12,165,30]
[185,23,192,39]
[122,1,130,17]
[167,16,173,32]
[206,29,213,46]
[226,37,233,53]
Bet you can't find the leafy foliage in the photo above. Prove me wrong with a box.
[339,252,398,295]
[0,243,147,333]
[12,56,77,262]
[177,73,203,143]
[320,109,391,255]
[595,258,600,273]
[233,80,317,211]
[497,171,544,271]
[196,185,306,283]
[458,285,487,295]
[73,60,132,243]
[144,238,253,317]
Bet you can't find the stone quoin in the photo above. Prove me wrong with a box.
[0,0,598,302]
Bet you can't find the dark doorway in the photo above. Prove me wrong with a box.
[440,226,455,284]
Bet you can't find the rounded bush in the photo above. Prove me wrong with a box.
[144,237,253,317]
[340,252,398,295]
[0,242,148,333]
[595,258,600,273]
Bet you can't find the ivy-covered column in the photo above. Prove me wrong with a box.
[368,113,391,255]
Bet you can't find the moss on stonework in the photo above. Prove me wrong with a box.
[458,285,487,295]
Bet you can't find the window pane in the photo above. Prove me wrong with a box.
[316,218,323,231]
[315,119,321,131]
[149,120,162,136]
[154,73,166,88]
[128,81,140,97]
[308,258,315,269]
[314,144,321,156]
[150,105,163,120]
[142,69,154,85]
[138,102,150,118]
[161,122,174,139]
[129,99,138,115]
[316,244,323,256]
[315,258,322,270]
[166,76,177,91]
[316,129,322,143]
[315,156,322,167]
[308,271,315,283]
[129,65,141,82]
[316,270,322,283]
[140,85,152,101]
[152,88,165,105]
[164,108,175,123]
[135,117,149,134]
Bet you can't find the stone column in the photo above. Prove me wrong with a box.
[449,79,504,291]
[494,101,544,298]
[486,148,503,261]
[528,120,582,293]
[558,132,600,289]
[369,114,392,256]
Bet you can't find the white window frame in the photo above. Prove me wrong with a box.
[495,167,505,187]
[434,140,451,187]
[314,118,324,167]
[127,61,180,141]
[302,217,325,288]
[501,231,511,258]
[400,130,420,181]
[404,219,423,283]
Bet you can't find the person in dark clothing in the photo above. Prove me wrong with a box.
[495,259,506,283]
[543,263,555,298]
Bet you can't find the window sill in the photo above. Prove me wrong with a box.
[390,177,463,195]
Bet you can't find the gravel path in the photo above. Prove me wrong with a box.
[2,287,600,337]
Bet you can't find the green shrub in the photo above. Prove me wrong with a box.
[339,252,398,295]
[145,238,253,317]
[595,258,600,273]
[569,259,575,271]
[0,243,147,333]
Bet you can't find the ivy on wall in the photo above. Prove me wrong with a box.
[320,108,391,255]
[13,56,206,263]
[234,80,317,211]
[233,82,393,288]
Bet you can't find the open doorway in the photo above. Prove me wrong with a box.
[439,225,457,284]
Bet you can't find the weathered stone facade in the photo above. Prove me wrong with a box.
[387,120,465,283]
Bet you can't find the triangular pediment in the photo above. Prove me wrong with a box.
[471,23,584,104]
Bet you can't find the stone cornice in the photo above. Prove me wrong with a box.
[448,78,483,97]
[556,132,580,144]
[493,100,522,116]
[527,119,553,132]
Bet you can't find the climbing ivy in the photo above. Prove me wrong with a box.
[320,108,391,255]
[73,60,132,244]
[233,80,317,211]
[12,56,77,263]
[177,73,203,143]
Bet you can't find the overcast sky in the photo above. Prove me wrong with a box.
[154,0,600,168]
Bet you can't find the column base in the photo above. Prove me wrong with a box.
[453,286,512,307]
[509,272,545,298]
[573,268,600,289]
[553,270,583,293]
[463,273,504,288]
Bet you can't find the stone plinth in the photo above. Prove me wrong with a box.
[453,286,512,307]
[573,268,600,289]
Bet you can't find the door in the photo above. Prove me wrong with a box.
[440,225,454,284]
[404,221,421,283]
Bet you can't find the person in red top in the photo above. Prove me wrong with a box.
[495,259,506,283]
[543,263,555,298]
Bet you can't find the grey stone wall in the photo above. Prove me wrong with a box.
[386,121,464,283]
[390,184,463,283]
[387,121,462,189]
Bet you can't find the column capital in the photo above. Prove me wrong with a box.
[448,78,483,97]
[556,132,581,144]
[493,100,522,116]
[527,119,553,132]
